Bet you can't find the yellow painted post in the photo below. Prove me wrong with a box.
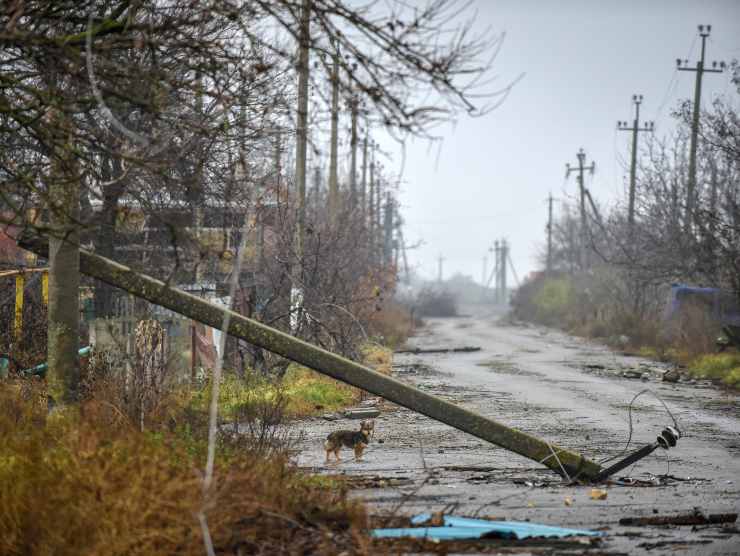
[14,274,24,342]
[42,271,49,305]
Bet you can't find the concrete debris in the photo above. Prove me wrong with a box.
[343,407,381,419]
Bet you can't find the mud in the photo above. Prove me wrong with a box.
[294,308,740,554]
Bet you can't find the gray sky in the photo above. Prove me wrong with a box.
[384,0,740,285]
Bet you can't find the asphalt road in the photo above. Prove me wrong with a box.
[296,308,740,554]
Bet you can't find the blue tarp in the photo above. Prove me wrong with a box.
[371,514,605,541]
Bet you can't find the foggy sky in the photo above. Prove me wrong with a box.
[384,0,740,286]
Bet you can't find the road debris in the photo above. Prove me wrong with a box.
[343,407,381,419]
[394,346,482,354]
[619,511,737,527]
[613,474,710,487]
[589,488,608,500]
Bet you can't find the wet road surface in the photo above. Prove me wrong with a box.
[295,310,740,554]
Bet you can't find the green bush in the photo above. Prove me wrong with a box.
[532,277,574,325]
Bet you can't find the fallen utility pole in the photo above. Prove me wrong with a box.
[19,233,602,480]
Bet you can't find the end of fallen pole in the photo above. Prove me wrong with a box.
[591,426,681,483]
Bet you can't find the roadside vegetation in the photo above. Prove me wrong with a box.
[512,66,740,389]
[0,376,370,555]
[512,271,740,388]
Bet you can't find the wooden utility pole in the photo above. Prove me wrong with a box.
[292,0,311,325]
[566,149,595,269]
[547,193,554,274]
[677,24,725,231]
[328,45,340,223]
[618,95,654,227]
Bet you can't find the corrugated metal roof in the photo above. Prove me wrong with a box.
[371,514,604,541]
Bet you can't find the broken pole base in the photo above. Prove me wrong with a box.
[18,233,603,481]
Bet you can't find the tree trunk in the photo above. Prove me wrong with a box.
[47,126,81,403]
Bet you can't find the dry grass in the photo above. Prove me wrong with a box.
[0,378,371,555]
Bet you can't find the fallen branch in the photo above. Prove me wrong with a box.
[394,346,481,354]
[619,512,737,527]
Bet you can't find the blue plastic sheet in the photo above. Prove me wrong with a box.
[371,514,604,540]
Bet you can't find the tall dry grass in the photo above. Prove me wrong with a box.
[0,373,370,555]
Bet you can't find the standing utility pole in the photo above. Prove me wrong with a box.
[617,95,654,227]
[677,24,725,230]
[361,133,368,220]
[369,141,376,244]
[437,254,444,284]
[292,0,311,329]
[383,192,394,266]
[493,240,500,302]
[566,149,595,269]
[328,45,340,223]
[349,94,359,210]
[499,239,507,304]
[546,193,554,274]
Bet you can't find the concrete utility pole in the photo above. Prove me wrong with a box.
[499,239,507,304]
[313,165,321,207]
[292,0,311,326]
[677,24,725,231]
[547,193,554,274]
[19,233,603,480]
[383,192,394,266]
[493,240,501,302]
[274,132,284,205]
[328,45,340,223]
[349,94,358,209]
[368,141,376,239]
[566,149,595,269]
[437,254,444,283]
[617,95,654,227]
[375,166,383,256]
[361,133,368,220]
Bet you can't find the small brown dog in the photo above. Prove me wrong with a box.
[324,420,374,462]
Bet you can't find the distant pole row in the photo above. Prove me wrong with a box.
[549,24,726,275]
